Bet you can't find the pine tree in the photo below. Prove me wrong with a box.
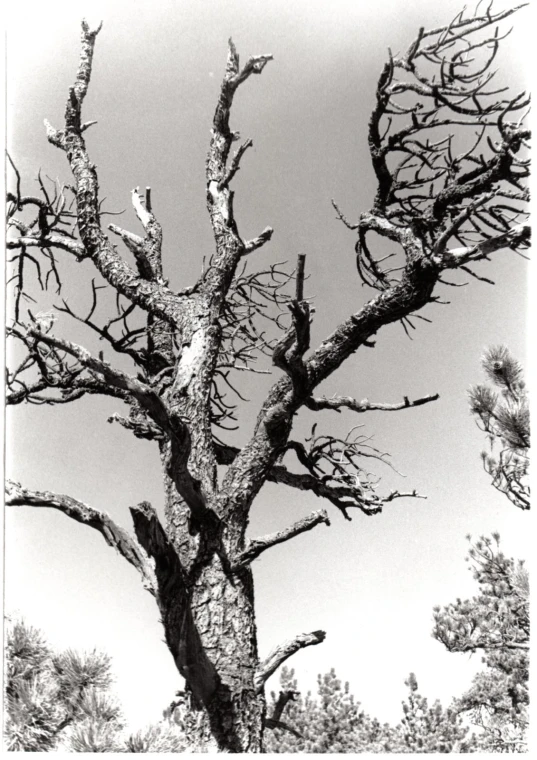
[264,667,394,753]
[469,346,530,510]
[6,3,530,748]
[263,666,478,753]
[4,619,207,752]
[433,535,529,752]
[392,673,476,753]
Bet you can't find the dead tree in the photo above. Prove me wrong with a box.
[5,3,530,751]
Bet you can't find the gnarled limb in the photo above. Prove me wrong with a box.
[24,327,171,430]
[6,323,131,406]
[108,223,144,256]
[223,3,531,514]
[306,392,439,414]
[7,234,85,260]
[5,481,157,594]
[264,718,302,737]
[108,412,165,441]
[215,439,425,519]
[254,630,326,694]
[19,326,208,518]
[129,501,185,594]
[270,463,426,520]
[265,690,302,737]
[271,255,311,393]
[438,223,531,268]
[202,39,273,305]
[270,689,300,724]
[242,226,274,255]
[6,367,128,407]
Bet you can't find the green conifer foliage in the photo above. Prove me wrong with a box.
[469,347,530,510]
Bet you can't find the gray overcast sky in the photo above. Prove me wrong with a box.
[4,0,532,730]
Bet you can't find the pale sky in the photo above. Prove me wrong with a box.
[4,0,532,732]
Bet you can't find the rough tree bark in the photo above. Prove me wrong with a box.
[5,4,530,751]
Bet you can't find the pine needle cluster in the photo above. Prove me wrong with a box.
[4,620,201,752]
[5,620,123,751]
[469,346,530,509]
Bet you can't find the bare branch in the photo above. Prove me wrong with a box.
[265,690,302,736]
[264,717,302,738]
[129,501,184,591]
[295,253,306,302]
[202,39,273,302]
[6,325,130,406]
[271,690,300,724]
[220,138,254,188]
[131,186,153,230]
[215,437,426,520]
[5,481,157,594]
[438,223,531,267]
[254,631,326,693]
[242,226,274,255]
[271,254,311,394]
[232,509,330,569]
[108,223,145,256]
[332,199,359,230]
[25,326,171,429]
[7,234,86,260]
[40,23,188,325]
[306,392,440,414]
[108,412,165,441]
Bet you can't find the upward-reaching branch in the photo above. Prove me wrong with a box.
[41,22,189,326]
[202,40,273,306]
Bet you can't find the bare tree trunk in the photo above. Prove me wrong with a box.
[160,470,265,752]
[184,561,264,752]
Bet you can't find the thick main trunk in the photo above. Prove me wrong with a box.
[162,477,265,752]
